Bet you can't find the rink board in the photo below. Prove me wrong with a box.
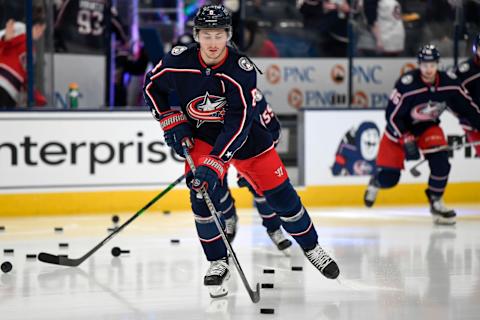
[0,111,479,216]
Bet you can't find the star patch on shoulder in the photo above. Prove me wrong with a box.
[171,46,188,56]
[238,57,254,71]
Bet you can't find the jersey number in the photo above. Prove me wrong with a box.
[261,105,275,125]
[77,9,104,36]
[390,89,402,106]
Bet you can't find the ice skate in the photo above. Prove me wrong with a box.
[304,244,340,279]
[426,190,456,225]
[267,228,292,251]
[224,214,238,242]
[364,177,379,208]
[204,258,230,298]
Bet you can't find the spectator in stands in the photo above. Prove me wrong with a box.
[0,9,47,108]
[357,0,405,56]
[300,0,351,57]
[243,19,279,57]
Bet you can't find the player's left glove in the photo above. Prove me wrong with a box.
[191,155,227,195]
[403,133,420,161]
[159,110,193,157]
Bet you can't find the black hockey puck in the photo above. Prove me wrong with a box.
[261,283,274,289]
[1,261,12,273]
[291,266,303,271]
[59,243,69,248]
[112,215,120,224]
[3,249,14,254]
[26,254,37,259]
[170,239,180,244]
[54,227,63,232]
[260,308,274,314]
[111,247,121,257]
[0,226,5,231]
[163,210,171,215]
[263,269,275,274]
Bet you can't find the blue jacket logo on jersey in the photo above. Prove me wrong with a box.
[186,92,227,128]
[331,121,380,176]
[410,101,447,122]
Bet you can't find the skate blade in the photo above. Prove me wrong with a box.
[432,215,456,226]
[207,272,230,298]
[280,247,292,257]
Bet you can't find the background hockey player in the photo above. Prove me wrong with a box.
[143,4,339,298]
[364,44,480,225]
[455,33,480,157]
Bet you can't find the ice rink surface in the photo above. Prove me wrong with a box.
[1,205,480,320]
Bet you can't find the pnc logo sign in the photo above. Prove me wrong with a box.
[266,65,281,84]
[331,64,346,84]
[288,88,303,109]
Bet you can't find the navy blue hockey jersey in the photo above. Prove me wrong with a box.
[254,88,281,144]
[455,57,480,131]
[385,69,480,142]
[144,44,273,162]
[456,57,480,105]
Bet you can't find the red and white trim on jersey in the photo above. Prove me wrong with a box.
[289,221,313,237]
[214,73,248,158]
[199,234,223,243]
[437,86,480,114]
[252,143,275,158]
[146,68,202,114]
[384,130,400,143]
[389,87,428,137]
[462,72,480,88]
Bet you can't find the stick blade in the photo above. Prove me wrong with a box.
[250,283,261,303]
[38,252,61,265]
[410,168,421,177]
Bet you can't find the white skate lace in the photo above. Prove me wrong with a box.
[306,245,333,272]
[207,260,228,277]
[268,229,286,245]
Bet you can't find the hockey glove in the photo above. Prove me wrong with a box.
[159,110,193,157]
[403,133,420,161]
[191,155,226,195]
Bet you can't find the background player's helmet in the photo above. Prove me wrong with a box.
[473,33,480,56]
[193,5,232,42]
[417,44,440,63]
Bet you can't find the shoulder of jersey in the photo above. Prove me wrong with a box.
[397,70,417,89]
[457,60,471,74]
[166,44,196,60]
[439,69,460,84]
[227,49,255,73]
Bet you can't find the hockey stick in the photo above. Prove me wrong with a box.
[410,141,480,177]
[182,144,261,303]
[38,173,186,267]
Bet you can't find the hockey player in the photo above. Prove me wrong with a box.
[223,88,292,252]
[455,33,480,157]
[144,5,339,298]
[364,44,480,225]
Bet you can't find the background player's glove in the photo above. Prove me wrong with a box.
[191,156,226,195]
[464,128,480,157]
[159,110,193,157]
[403,133,420,160]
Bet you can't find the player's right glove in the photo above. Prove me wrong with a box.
[191,155,226,196]
[403,133,420,161]
[159,110,193,157]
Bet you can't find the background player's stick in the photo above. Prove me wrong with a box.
[38,173,187,267]
[183,144,261,304]
[410,141,480,177]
